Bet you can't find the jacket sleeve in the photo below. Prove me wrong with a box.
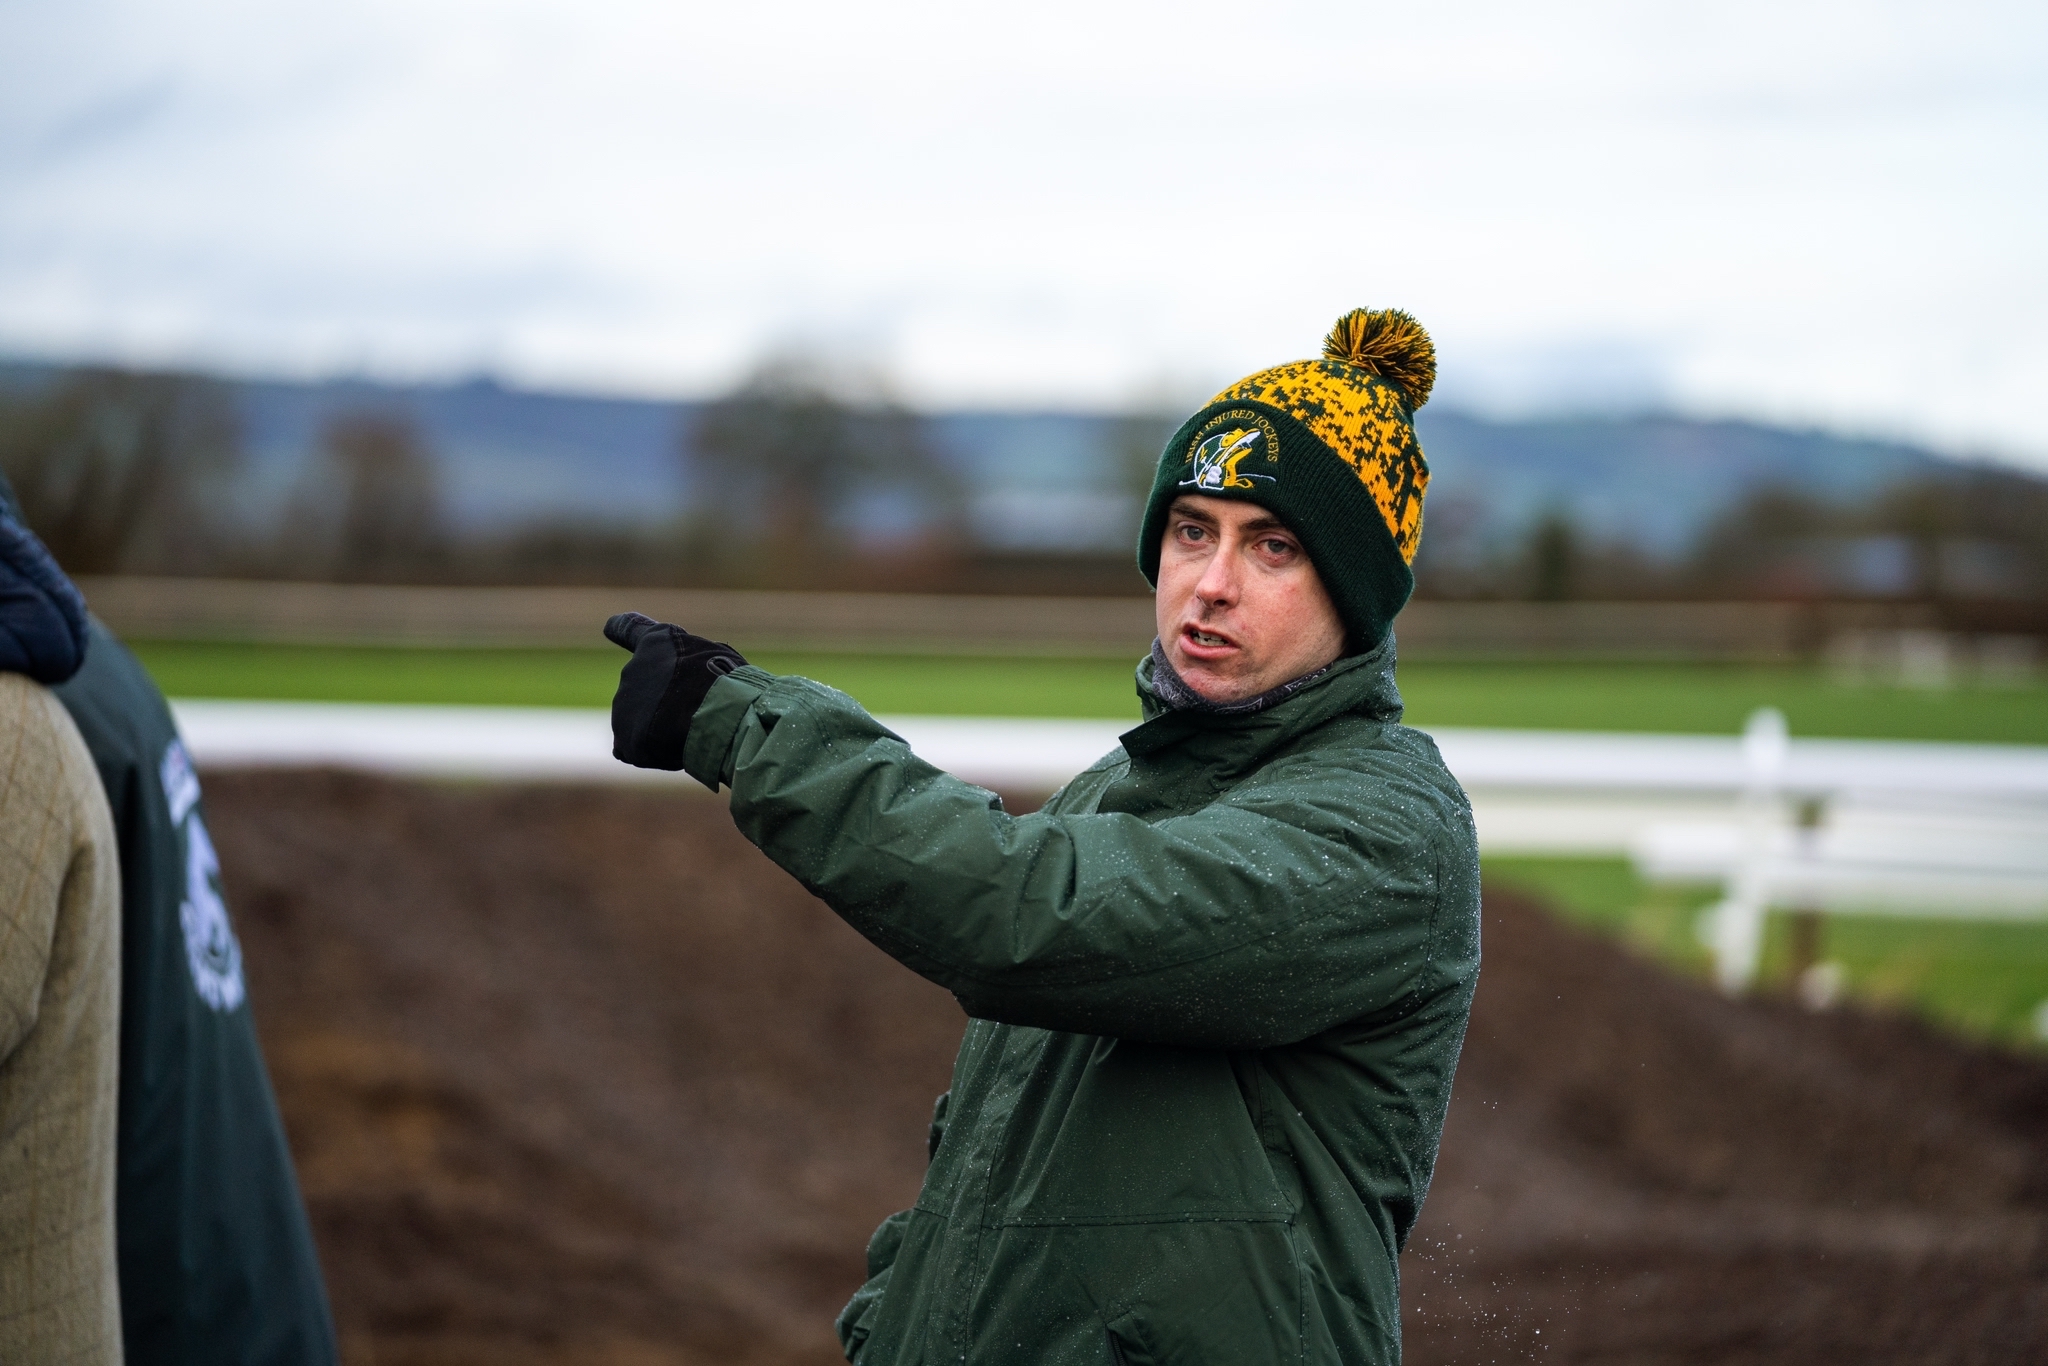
[0,681,76,1063]
[686,668,1469,1050]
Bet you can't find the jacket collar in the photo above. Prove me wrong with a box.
[1121,631,1404,762]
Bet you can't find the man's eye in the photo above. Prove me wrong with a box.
[1262,539,1292,556]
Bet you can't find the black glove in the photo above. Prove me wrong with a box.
[604,611,748,770]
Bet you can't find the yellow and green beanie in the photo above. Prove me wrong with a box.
[1136,307,1436,650]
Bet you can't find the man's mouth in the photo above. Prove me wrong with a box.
[1182,625,1235,651]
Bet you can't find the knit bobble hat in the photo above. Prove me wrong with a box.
[1137,307,1436,651]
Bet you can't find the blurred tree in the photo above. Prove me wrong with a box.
[1526,512,1579,601]
[1867,480,1957,600]
[1873,472,2048,601]
[685,359,960,586]
[1685,475,2048,602]
[300,411,449,582]
[1687,486,1834,595]
[0,369,240,575]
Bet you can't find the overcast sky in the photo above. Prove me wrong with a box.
[3,0,2044,467]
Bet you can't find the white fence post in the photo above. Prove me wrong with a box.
[1702,708,1788,992]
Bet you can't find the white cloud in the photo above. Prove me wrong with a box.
[1,0,2044,467]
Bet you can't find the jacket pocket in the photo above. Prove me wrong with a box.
[1106,1310,1161,1366]
[998,1042,1292,1223]
[970,1218,1303,1366]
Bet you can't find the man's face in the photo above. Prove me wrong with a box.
[1154,495,1346,704]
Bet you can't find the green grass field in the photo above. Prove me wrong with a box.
[1484,856,2048,1050]
[128,641,2048,743]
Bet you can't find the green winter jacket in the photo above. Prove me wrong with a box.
[683,636,1480,1366]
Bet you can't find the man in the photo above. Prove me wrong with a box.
[0,504,123,1363]
[0,479,338,1365]
[608,309,1479,1363]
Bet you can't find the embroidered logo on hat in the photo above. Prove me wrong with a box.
[1180,412,1281,491]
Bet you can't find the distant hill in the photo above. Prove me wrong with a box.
[1415,411,1950,555]
[0,360,1977,557]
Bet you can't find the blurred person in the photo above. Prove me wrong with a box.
[0,477,338,1366]
[606,310,1478,1365]
[0,501,123,1362]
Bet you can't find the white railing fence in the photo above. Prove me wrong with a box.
[171,699,2048,994]
[1619,710,2048,991]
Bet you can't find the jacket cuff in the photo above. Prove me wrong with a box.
[682,665,772,791]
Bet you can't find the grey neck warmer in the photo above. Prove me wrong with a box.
[1148,638,1333,717]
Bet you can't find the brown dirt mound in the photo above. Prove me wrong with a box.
[203,770,2048,1365]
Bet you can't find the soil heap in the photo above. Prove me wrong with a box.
[203,770,2048,1365]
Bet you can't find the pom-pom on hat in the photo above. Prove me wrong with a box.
[1136,307,1435,651]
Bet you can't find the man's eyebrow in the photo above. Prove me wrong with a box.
[1168,502,1293,537]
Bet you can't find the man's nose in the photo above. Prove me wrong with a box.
[1194,544,1239,606]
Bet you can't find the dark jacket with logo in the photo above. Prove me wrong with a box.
[682,638,1480,1365]
[0,482,337,1366]
[56,623,339,1365]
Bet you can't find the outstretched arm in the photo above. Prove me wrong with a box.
[681,667,1466,1049]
